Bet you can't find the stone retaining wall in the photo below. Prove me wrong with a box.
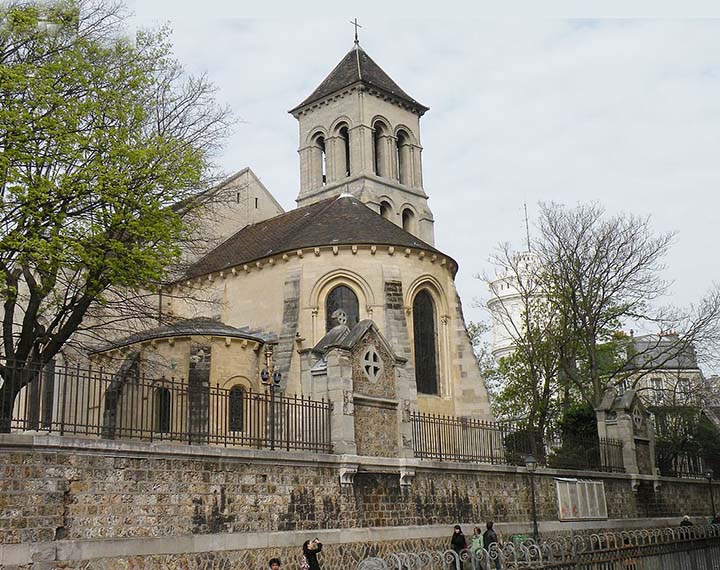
[1,434,718,569]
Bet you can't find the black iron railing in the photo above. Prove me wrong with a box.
[655,440,719,479]
[410,411,624,473]
[0,361,332,452]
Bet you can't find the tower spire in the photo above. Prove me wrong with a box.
[349,18,362,45]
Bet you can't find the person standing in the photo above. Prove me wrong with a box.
[680,515,693,527]
[483,521,501,570]
[451,525,467,570]
[469,526,485,570]
[302,538,323,570]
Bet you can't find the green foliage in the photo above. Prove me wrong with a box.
[558,403,597,438]
[0,0,230,366]
[654,408,720,475]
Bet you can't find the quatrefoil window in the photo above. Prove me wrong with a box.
[632,405,644,429]
[362,347,383,382]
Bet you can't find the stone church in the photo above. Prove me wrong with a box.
[93,41,493,448]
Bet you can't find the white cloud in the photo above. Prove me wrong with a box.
[126,12,720,332]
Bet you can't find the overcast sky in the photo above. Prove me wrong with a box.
[127,7,720,339]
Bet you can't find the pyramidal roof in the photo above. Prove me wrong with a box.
[179,195,452,281]
[290,44,428,115]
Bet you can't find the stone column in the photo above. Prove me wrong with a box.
[380,134,396,181]
[383,269,418,459]
[325,349,357,455]
[325,136,339,183]
[350,124,372,176]
[414,144,424,189]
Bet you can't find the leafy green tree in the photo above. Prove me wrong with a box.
[0,0,231,429]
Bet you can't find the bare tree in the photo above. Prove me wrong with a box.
[535,202,720,407]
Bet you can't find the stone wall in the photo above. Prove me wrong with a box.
[2,435,719,568]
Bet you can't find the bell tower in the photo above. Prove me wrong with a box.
[289,42,435,245]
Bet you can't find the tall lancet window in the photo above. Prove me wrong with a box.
[325,285,359,331]
[154,387,172,433]
[338,124,351,177]
[413,290,438,395]
[396,129,411,185]
[373,121,388,177]
[312,134,327,186]
[228,386,245,432]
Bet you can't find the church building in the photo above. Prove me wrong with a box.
[92,40,494,446]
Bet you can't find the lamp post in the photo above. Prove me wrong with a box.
[706,468,716,521]
[260,345,282,450]
[525,455,539,542]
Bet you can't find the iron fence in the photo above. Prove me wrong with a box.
[358,524,720,569]
[0,360,332,452]
[655,440,720,479]
[410,412,624,473]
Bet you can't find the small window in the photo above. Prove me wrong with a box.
[651,377,663,404]
[325,285,359,331]
[402,208,415,233]
[228,386,245,432]
[155,388,171,433]
[255,197,258,209]
[380,201,393,220]
[556,479,607,521]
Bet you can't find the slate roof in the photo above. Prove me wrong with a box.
[92,318,275,353]
[290,44,428,115]
[624,334,699,370]
[180,195,450,281]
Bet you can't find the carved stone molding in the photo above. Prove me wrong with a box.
[342,390,355,415]
[399,469,415,487]
[630,476,641,493]
[339,465,358,486]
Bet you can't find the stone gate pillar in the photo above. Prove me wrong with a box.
[597,388,657,476]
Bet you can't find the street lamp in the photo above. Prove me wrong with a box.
[525,455,539,542]
[705,468,716,521]
[260,345,282,450]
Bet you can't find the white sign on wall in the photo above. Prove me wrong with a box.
[556,478,608,521]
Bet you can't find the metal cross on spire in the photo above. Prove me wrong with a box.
[350,18,362,45]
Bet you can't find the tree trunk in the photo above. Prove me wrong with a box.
[0,381,20,433]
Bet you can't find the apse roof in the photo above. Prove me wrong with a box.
[179,195,451,281]
[91,318,275,353]
[290,44,428,115]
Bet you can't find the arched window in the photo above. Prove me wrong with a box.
[325,285,359,331]
[154,387,171,433]
[228,385,244,432]
[339,124,351,177]
[396,129,411,185]
[402,208,416,233]
[312,134,327,186]
[413,290,438,395]
[380,200,393,220]
[373,121,388,177]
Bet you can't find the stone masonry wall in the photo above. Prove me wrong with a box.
[2,436,720,568]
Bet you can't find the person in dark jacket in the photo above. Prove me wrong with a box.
[680,515,693,527]
[451,525,467,570]
[483,521,501,570]
[302,538,323,570]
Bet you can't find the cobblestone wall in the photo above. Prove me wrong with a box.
[1,437,719,568]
